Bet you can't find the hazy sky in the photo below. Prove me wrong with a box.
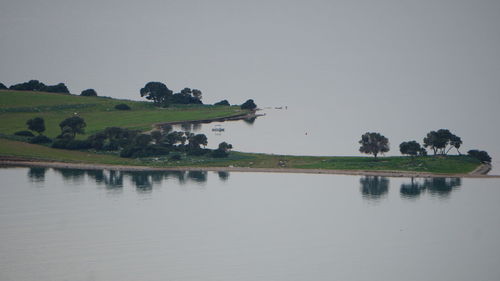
[1,0,499,105]
[1,0,500,169]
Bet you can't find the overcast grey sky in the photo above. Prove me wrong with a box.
[1,0,499,105]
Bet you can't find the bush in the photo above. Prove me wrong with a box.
[51,139,69,148]
[65,140,92,150]
[214,99,230,106]
[468,150,492,163]
[241,99,257,110]
[211,149,229,158]
[29,135,52,144]
[169,154,182,161]
[120,144,170,158]
[14,130,35,137]
[187,148,209,156]
[81,89,97,96]
[115,103,131,110]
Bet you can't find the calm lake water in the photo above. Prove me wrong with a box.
[1,167,499,281]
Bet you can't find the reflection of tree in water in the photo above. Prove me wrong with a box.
[218,171,230,181]
[243,117,256,125]
[51,168,226,192]
[192,123,202,131]
[54,168,86,183]
[187,171,207,183]
[424,178,461,198]
[400,177,461,199]
[180,123,192,131]
[28,167,47,182]
[360,176,389,200]
[400,178,425,199]
[128,171,153,192]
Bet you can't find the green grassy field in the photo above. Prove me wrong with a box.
[0,90,482,175]
[0,90,245,137]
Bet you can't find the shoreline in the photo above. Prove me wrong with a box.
[1,158,498,179]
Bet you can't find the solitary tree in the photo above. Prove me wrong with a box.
[359,132,389,158]
[80,89,97,97]
[140,82,173,106]
[218,142,233,152]
[241,99,257,110]
[26,117,45,135]
[399,141,422,157]
[59,116,86,139]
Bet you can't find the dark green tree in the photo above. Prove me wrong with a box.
[0,83,7,90]
[80,89,97,96]
[59,116,86,139]
[140,82,173,105]
[192,89,202,100]
[423,129,462,155]
[399,140,422,157]
[26,117,45,135]
[151,131,163,144]
[468,150,492,163]
[359,132,389,158]
[218,142,233,152]
[241,99,257,110]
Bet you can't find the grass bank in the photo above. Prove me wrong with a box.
[0,139,481,175]
[0,90,245,137]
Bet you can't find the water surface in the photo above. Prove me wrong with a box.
[1,167,499,281]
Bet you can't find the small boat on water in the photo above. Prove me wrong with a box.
[212,124,225,132]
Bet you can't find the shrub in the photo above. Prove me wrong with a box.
[169,154,182,161]
[14,130,35,137]
[29,135,52,144]
[241,99,257,110]
[214,99,230,106]
[65,140,92,150]
[80,89,98,96]
[468,150,492,163]
[115,103,131,110]
[187,148,209,156]
[211,149,229,158]
[120,144,170,158]
[51,139,69,148]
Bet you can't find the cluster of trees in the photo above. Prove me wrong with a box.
[359,129,491,163]
[140,82,202,106]
[140,81,258,110]
[6,80,70,94]
[17,116,233,159]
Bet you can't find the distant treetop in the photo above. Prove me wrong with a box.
[214,100,230,106]
[0,83,7,90]
[9,80,70,94]
[81,89,98,97]
[241,99,257,110]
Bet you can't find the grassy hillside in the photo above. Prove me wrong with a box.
[0,90,246,137]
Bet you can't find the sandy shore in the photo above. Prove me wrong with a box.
[1,158,498,179]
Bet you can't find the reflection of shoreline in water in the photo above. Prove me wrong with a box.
[32,167,230,193]
[360,176,389,200]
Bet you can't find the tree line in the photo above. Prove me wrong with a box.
[358,130,491,163]
[15,116,234,160]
